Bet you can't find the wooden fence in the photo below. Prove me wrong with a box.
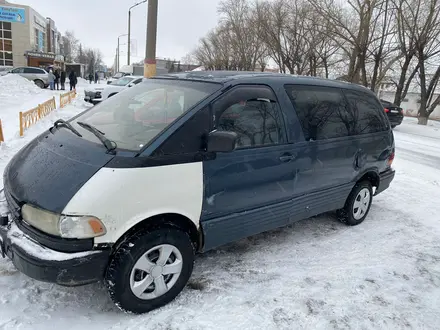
[39,97,56,118]
[19,96,57,137]
[4,91,77,140]
[0,119,4,143]
[60,90,76,108]
[19,105,41,137]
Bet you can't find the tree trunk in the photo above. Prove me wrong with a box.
[393,56,413,106]
[418,116,428,125]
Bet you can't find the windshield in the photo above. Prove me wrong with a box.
[71,79,220,151]
[110,77,134,86]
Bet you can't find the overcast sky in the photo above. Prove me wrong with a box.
[9,0,222,66]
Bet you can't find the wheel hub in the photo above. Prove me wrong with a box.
[150,266,163,278]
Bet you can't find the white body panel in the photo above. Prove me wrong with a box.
[62,162,204,244]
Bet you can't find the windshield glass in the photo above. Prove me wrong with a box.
[113,72,124,79]
[110,77,134,86]
[71,79,220,151]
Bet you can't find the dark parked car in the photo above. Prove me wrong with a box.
[381,99,404,128]
[0,71,395,314]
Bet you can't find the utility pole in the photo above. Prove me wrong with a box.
[117,34,128,72]
[128,0,148,66]
[127,9,131,66]
[144,0,158,78]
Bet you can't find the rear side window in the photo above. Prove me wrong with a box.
[23,68,44,74]
[284,85,350,141]
[344,90,388,134]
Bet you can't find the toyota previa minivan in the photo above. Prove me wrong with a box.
[0,71,395,314]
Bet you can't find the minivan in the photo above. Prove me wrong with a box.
[0,71,395,314]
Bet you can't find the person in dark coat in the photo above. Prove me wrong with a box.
[69,71,77,91]
[60,70,66,90]
[54,69,60,90]
[94,72,99,84]
[88,72,93,84]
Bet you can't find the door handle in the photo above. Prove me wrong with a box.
[279,153,295,162]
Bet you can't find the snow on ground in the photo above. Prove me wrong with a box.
[1,80,440,330]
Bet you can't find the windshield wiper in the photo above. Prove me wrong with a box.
[52,119,82,137]
[76,121,117,152]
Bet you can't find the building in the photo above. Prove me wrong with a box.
[0,0,64,68]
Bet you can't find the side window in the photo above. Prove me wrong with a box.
[132,78,143,85]
[284,85,351,141]
[11,67,24,73]
[213,85,285,149]
[344,90,388,134]
[153,107,211,156]
[23,68,41,74]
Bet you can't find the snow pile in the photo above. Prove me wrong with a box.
[0,74,42,104]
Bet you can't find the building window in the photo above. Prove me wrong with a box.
[0,21,13,66]
[34,29,45,52]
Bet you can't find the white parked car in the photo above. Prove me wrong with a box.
[84,76,144,104]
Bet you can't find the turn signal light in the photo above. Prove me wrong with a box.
[384,108,390,113]
[387,151,395,167]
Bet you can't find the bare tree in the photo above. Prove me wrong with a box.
[309,0,397,88]
[62,30,78,63]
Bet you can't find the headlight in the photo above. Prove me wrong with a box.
[22,204,106,239]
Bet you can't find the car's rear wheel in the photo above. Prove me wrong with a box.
[34,79,45,89]
[337,181,373,226]
[105,227,194,314]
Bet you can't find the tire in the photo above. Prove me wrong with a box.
[105,227,194,314]
[337,181,373,226]
[34,79,45,89]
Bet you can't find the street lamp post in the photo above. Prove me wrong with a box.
[145,0,158,78]
[117,34,128,72]
[128,0,148,66]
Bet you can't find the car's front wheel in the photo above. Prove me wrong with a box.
[105,227,195,314]
[337,181,373,226]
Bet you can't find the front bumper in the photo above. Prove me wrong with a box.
[84,92,102,104]
[0,194,110,286]
[375,168,395,195]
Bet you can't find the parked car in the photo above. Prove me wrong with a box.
[0,71,395,314]
[380,99,404,128]
[84,76,144,104]
[0,66,13,76]
[6,66,49,88]
[106,71,131,85]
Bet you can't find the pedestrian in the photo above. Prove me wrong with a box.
[94,71,99,84]
[88,72,93,84]
[48,69,55,90]
[69,71,77,91]
[54,69,60,90]
[60,70,66,90]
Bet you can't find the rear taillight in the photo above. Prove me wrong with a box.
[384,108,390,113]
[387,151,395,167]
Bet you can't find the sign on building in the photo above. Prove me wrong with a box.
[0,6,25,24]
[38,30,44,52]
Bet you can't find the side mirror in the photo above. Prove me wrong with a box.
[207,130,237,153]
[128,83,134,88]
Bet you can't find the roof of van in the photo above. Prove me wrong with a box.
[153,70,373,93]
